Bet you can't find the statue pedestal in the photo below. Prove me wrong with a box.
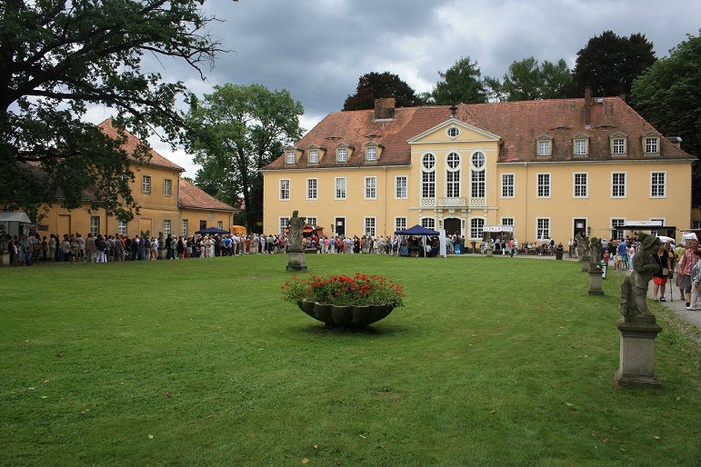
[486,247,493,257]
[588,269,604,295]
[581,258,590,272]
[286,248,307,272]
[0,252,8,267]
[614,318,662,388]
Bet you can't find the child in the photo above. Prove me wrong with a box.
[687,258,701,311]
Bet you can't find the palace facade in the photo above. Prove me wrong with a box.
[262,94,695,244]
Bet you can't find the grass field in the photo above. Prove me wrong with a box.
[0,253,699,467]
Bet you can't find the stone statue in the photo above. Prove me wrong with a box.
[577,235,590,260]
[619,233,662,320]
[588,237,601,270]
[287,210,305,251]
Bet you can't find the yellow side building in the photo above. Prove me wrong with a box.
[34,120,236,239]
[262,95,695,245]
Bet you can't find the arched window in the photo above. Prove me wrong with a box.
[446,152,461,197]
[421,153,436,198]
[470,151,486,198]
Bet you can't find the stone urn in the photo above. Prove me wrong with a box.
[297,300,394,328]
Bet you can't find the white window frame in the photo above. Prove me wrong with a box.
[573,172,588,198]
[651,171,666,198]
[421,217,436,230]
[536,218,551,241]
[335,177,346,200]
[336,147,347,163]
[611,137,626,155]
[573,139,588,156]
[285,151,295,165]
[612,172,626,198]
[364,217,376,237]
[307,178,318,200]
[612,218,625,240]
[446,152,461,198]
[537,139,551,157]
[118,220,128,236]
[307,216,317,227]
[470,218,484,240]
[279,217,290,235]
[163,219,171,236]
[142,175,151,194]
[395,217,407,232]
[308,149,319,164]
[366,146,377,161]
[163,178,172,196]
[537,173,551,198]
[279,179,290,201]
[90,216,100,236]
[395,176,408,199]
[181,219,188,237]
[421,153,436,199]
[501,173,515,198]
[364,176,377,200]
[644,137,659,154]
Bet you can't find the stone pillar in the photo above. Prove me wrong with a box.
[286,248,307,272]
[614,318,662,388]
[588,269,603,295]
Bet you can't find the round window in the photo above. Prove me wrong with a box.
[422,153,436,170]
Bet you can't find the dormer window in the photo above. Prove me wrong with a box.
[365,142,382,161]
[572,134,589,157]
[308,149,319,164]
[285,150,296,165]
[609,132,628,157]
[336,147,347,163]
[366,146,377,161]
[643,135,660,155]
[536,135,552,157]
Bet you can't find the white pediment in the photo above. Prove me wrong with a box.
[407,118,501,145]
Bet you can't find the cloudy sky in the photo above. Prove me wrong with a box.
[91,0,700,177]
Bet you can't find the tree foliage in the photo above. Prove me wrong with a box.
[0,0,229,222]
[570,30,656,99]
[183,84,304,233]
[343,72,422,110]
[485,57,571,102]
[431,57,487,105]
[631,34,701,205]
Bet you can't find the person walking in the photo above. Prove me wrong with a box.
[652,242,673,301]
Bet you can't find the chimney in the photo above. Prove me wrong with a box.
[584,87,591,129]
[374,98,395,120]
[668,136,682,149]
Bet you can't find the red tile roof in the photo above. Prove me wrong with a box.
[263,97,691,170]
[98,119,184,172]
[179,178,236,212]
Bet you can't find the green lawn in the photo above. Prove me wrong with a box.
[0,254,699,467]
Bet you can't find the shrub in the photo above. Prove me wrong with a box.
[280,272,405,307]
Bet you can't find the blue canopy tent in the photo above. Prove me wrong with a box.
[394,224,440,257]
[195,226,230,235]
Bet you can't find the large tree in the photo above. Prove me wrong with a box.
[343,72,422,110]
[631,34,701,206]
[183,83,304,233]
[570,30,656,99]
[431,56,487,105]
[485,57,572,102]
[0,0,230,222]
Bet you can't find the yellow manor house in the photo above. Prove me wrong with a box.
[262,94,695,244]
[33,120,236,239]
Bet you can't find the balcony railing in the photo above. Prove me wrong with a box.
[420,197,485,208]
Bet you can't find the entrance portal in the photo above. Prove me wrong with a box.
[444,218,461,236]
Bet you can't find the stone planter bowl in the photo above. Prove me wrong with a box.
[297,300,395,328]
